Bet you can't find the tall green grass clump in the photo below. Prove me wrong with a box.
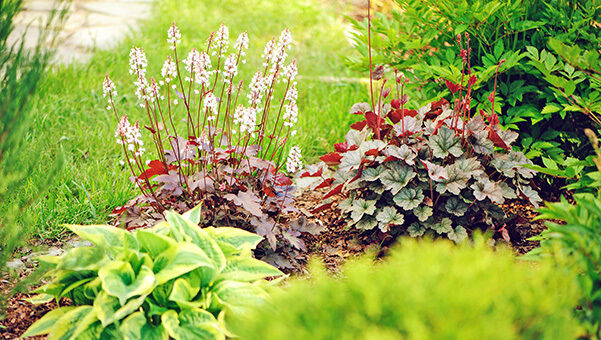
[235,238,583,340]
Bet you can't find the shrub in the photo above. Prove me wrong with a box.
[525,190,601,337]
[347,0,601,170]
[234,237,582,340]
[105,23,316,262]
[22,205,283,339]
[304,51,539,242]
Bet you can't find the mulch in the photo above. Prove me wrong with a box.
[1,178,571,339]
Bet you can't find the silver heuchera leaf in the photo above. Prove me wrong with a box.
[491,153,516,178]
[338,197,353,213]
[393,188,424,210]
[466,115,487,133]
[407,222,426,237]
[355,217,378,230]
[350,199,377,222]
[369,182,387,195]
[429,126,463,158]
[413,205,433,222]
[471,178,504,204]
[349,102,371,114]
[339,149,362,172]
[454,157,484,178]
[519,185,542,208]
[498,129,519,146]
[508,151,536,179]
[360,140,387,154]
[471,130,494,155]
[345,129,369,147]
[376,206,404,232]
[431,218,453,234]
[448,226,468,243]
[421,160,448,182]
[393,116,421,136]
[362,166,386,182]
[498,182,518,200]
[445,197,469,216]
[384,144,416,165]
[380,163,416,195]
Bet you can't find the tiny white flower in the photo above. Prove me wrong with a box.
[286,146,302,173]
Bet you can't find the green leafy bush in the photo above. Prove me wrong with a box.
[347,0,601,168]
[525,193,601,338]
[235,237,582,340]
[22,206,283,339]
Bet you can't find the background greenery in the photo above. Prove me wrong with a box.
[12,0,366,240]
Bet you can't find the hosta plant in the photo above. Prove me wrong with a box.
[305,41,540,242]
[104,23,314,260]
[22,206,283,339]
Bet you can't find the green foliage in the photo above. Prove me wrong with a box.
[235,237,582,339]
[347,0,601,170]
[22,206,283,339]
[525,193,601,338]
[0,0,64,311]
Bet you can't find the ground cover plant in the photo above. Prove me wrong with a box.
[22,206,282,339]
[11,0,365,240]
[347,0,601,171]
[305,35,540,242]
[235,237,582,340]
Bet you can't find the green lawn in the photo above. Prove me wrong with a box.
[18,0,366,239]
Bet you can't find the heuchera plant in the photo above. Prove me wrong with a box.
[103,23,313,260]
[304,33,541,242]
[22,206,283,339]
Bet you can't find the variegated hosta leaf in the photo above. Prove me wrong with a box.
[471,130,494,155]
[445,197,469,217]
[376,206,405,232]
[219,256,283,282]
[407,222,426,237]
[384,145,417,165]
[98,261,157,306]
[393,188,424,211]
[421,160,448,182]
[21,306,76,338]
[380,163,416,195]
[429,126,463,158]
[413,205,433,222]
[339,149,363,172]
[355,217,378,230]
[431,218,453,235]
[350,199,377,222]
[362,166,386,182]
[447,226,468,243]
[162,308,224,340]
[471,178,504,204]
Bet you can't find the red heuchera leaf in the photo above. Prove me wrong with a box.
[315,178,334,189]
[334,142,349,153]
[432,120,445,135]
[488,128,510,151]
[391,99,401,109]
[487,111,500,128]
[300,167,323,178]
[350,120,367,131]
[312,202,333,213]
[320,152,343,166]
[364,149,379,157]
[387,108,418,123]
[445,79,461,94]
[323,183,344,199]
[365,111,384,131]
[349,164,364,183]
[431,98,449,110]
[262,184,276,197]
[468,75,477,86]
[274,173,293,186]
[383,155,398,162]
[138,160,167,180]
[348,144,359,151]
